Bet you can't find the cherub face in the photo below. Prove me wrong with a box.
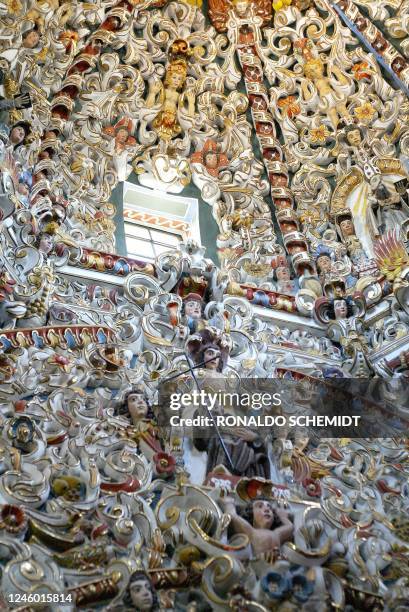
[334,299,348,319]
[127,393,148,424]
[317,255,332,273]
[346,129,362,147]
[10,126,26,145]
[185,300,201,319]
[23,30,40,49]
[130,578,153,611]
[168,71,184,89]
[205,152,218,169]
[39,233,54,254]
[234,0,250,16]
[253,500,275,529]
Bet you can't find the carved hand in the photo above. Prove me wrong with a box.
[150,80,162,94]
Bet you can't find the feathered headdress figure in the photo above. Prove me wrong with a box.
[373,230,409,282]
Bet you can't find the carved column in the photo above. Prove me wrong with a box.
[217,1,314,278]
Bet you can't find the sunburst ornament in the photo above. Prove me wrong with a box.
[373,230,409,281]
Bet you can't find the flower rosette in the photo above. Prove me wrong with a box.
[302,477,322,498]
[153,452,176,478]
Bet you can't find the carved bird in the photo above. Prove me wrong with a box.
[373,230,409,282]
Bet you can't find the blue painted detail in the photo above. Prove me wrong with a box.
[0,336,12,350]
[64,329,77,349]
[32,330,44,348]
[97,329,107,343]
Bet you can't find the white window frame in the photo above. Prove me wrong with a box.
[123,183,201,263]
[124,221,183,262]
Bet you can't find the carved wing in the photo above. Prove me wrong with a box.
[373,230,409,281]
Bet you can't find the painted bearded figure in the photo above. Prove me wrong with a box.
[187,329,271,479]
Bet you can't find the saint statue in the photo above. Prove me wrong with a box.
[369,176,409,238]
[188,329,270,480]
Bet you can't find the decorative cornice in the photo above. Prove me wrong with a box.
[0,325,116,351]
[70,248,156,277]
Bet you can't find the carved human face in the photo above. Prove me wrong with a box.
[252,500,275,529]
[267,577,281,594]
[39,233,54,254]
[276,267,291,281]
[116,128,129,144]
[203,347,220,370]
[205,152,218,169]
[339,218,355,236]
[185,300,201,319]
[127,393,148,424]
[346,129,361,147]
[168,70,184,90]
[334,299,348,319]
[130,578,153,611]
[317,255,331,273]
[23,30,40,49]
[10,126,26,145]
[234,0,250,16]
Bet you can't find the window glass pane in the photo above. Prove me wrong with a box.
[124,224,151,239]
[150,228,181,244]
[125,222,183,262]
[126,237,155,258]
[153,243,175,255]
[163,233,182,246]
